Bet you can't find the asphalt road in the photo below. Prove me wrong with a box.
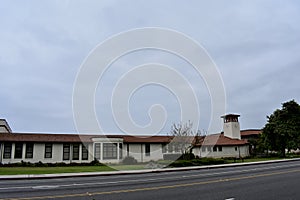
[1,160,300,200]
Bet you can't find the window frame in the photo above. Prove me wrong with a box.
[94,143,101,160]
[82,144,89,160]
[145,143,150,156]
[119,143,123,159]
[207,146,212,152]
[44,143,53,158]
[14,143,23,159]
[213,146,218,152]
[25,143,34,159]
[63,143,70,160]
[218,146,222,152]
[103,143,117,160]
[72,143,79,160]
[162,144,167,153]
[3,143,12,159]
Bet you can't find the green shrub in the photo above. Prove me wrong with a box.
[169,157,227,167]
[90,159,104,166]
[178,153,195,160]
[0,160,105,167]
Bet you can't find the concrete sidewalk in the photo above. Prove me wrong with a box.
[1,158,300,180]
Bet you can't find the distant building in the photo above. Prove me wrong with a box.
[0,115,257,164]
[0,119,12,133]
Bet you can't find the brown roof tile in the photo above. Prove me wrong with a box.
[195,134,248,146]
[240,129,262,136]
[123,135,172,143]
[0,133,93,143]
[0,132,248,146]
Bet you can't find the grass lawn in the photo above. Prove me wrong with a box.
[0,165,115,175]
[0,164,148,175]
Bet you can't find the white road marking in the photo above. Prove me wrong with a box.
[32,185,60,190]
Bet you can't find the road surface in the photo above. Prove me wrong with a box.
[1,160,300,200]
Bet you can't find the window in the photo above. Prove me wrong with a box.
[3,143,12,159]
[94,143,101,160]
[162,144,167,153]
[235,147,238,151]
[103,143,117,159]
[207,146,212,152]
[145,143,150,156]
[166,144,173,153]
[218,146,222,152]
[127,144,130,156]
[82,144,89,160]
[174,144,180,153]
[14,143,23,159]
[72,144,79,160]
[25,143,34,158]
[63,144,70,160]
[119,143,123,159]
[213,146,218,152]
[201,147,206,152]
[45,143,52,158]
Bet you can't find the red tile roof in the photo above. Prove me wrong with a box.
[0,133,93,143]
[240,129,261,136]
[194,134,248,146]
[0,133,172,143]
[0,132,249,146]
[123,135,172,143]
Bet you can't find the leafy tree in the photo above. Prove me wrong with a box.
[262,100,300,157]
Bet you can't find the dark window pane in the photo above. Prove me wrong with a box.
[45,143,52,158]
[63,144,70,160]
[218,146,222,152]
[14,143,23,159]
[72,144,79,160]
[25,143,34,158]
[145,143,150,156]
[213,146,217,152]
[82,144,89,160]
[103,143,117,159]
[3,143,12,159]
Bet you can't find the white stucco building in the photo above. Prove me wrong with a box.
[0,115,256,164]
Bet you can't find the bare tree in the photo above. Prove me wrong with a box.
[169,121,196,154]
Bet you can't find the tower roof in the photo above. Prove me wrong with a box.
[220,114,240,118]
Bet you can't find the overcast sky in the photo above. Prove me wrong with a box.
[1,1,300,135]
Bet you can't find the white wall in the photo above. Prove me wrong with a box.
[0,143,93,164]
[223,122,241,140]
[126,143,164,162]
[193,145,249,158]
[1,142,250,164]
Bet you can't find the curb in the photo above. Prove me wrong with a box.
[1,158,300,180]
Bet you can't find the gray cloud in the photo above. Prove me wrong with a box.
[0,0,299,134]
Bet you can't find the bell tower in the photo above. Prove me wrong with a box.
[221,114,241,140]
